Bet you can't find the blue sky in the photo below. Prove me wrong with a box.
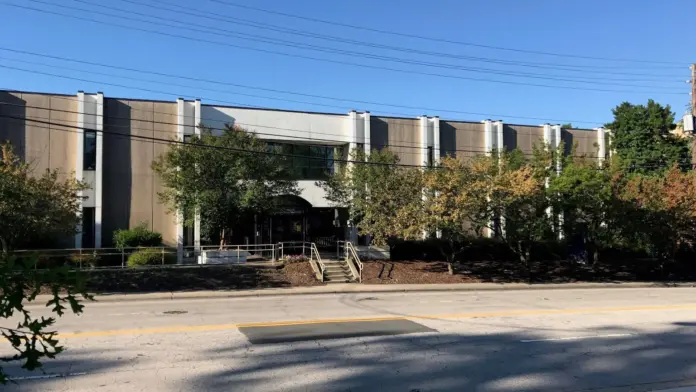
[0,0,691,128]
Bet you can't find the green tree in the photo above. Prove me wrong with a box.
[561,123,573,129]
[605,100,691,173]
[0,143,87,253]
[152,125,299,247]
[0,254,92,384]
[0,143,92,383]
[423,152,550,270]
[421,156,478,271]
[549,159,621,264]
[318,148,424,246]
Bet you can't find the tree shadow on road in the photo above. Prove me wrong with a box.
[2,349,127,391]
[188,322,696,392]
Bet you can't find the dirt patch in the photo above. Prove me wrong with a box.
[362,261,480,284]
[361,258,696,285]
[71,263,323,294]
[280,262,322,287]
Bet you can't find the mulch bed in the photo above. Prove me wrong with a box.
[361,258,696,284]
[73,262,322,294]
[362,260,480,284]
[34,257,696,295]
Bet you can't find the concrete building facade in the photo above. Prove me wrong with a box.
[0,89,609,255]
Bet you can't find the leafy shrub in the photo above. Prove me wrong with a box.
[113,222,162,249]
[69,252,100,269]
[127,248,163,268]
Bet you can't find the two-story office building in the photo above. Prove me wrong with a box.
[0,89,609,256]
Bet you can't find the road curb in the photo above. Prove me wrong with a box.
[75,281,696,303]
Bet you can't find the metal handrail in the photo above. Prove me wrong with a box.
[310,242,326,282]
[344,241,363,283]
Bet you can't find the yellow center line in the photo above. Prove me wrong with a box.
[56,303,696,339]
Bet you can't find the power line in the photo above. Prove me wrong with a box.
[0,113,436,168]
[205,0,687,67]
[5,2,687,95]
[4,113,689,172]
[0,88,610,146]
[30,0,687,89]
[0,101,576,160]
[0,64,618,134]
[80,0,686,80]
[0,47,611,126]
[3,104,689,165]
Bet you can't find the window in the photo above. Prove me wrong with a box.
[427,146,434,167]
[83,131,97,170]
[81,207,95,248]
[267,142,335,180]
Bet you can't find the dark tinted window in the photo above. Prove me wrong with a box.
[84,131,97,170]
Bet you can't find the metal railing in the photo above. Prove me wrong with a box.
[11,246,179,270]
[310,242,326,282]
[12,242,335,282]
[194,243,279,262]
[337,241,363,283]
[277,241,325,282]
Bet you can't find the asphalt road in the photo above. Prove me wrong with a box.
[4,287,696,391]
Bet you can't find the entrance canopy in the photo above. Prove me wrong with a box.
[271,195,312,216]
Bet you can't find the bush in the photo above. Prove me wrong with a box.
[127,248,163,268]
[113,222,162,249]
[69,252,100,269]
[281,255,309,264]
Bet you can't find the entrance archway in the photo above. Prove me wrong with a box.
[266,195,312,244]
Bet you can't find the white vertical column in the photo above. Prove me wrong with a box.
[483,120,494,155]
[347,110,358,162]
[176,98,185,263]
[552,124,563,239]
[432,116,442,239]
[193,99,201,252]
[495,121,505,236]
[433,117,441,166]
[543,123,553,147]
[362,111,371,157]
[482,120,494,237]
[495,121,504,155]
[419,116,430,239]
[596,127,606,167]
[419,115,428,166]
[94,92,104,248]
[75,91,86,248]
[542,124,553,222]
[347,110,359,244]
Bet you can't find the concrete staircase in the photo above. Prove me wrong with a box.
[322,259,355,283]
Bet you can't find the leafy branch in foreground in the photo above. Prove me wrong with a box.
[0,255,92,384]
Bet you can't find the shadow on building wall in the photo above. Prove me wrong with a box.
[0,92,26,160]
[503,124,518,151]
[439,122,456,157]
[369,117,389,151]
[562,128,574,157]
[101,100,132,247]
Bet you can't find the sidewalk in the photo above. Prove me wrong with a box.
[49,281,696,303]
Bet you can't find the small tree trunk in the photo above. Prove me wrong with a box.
[592,248,600,266]
[219,228,226,249]
[447,261,454,275]
[0,237,7,256]
[518,241,532,283]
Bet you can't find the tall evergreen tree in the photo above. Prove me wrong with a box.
[606,100,691,173]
